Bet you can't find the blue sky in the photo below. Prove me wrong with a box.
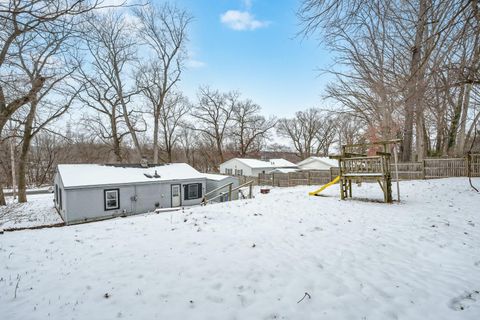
[170,0,332,118]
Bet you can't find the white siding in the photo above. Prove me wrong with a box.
[298,160,336,171]
[220,159,256,177]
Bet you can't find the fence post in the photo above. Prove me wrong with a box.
[228,184,232,202]
[272,173,275,187]
[307,170,311,185]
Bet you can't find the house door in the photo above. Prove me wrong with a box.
[171,184,181,207]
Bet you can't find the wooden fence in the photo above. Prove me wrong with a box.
[252,155,480,187]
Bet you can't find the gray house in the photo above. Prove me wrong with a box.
[54,163,234,224]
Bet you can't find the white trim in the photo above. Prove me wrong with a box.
[105,190,119,210]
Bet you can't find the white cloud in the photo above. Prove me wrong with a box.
[220,10,269,31]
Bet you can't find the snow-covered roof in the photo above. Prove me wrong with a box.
[204,173,233,181]
[234,158,273,168]
[223,158,297,169]
[57,163,207,189]
[268,158,298,168]
[297,156,338,167]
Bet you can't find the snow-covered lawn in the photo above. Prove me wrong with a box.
[0,193,63,230]
[1,178,479,319]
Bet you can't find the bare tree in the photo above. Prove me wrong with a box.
[191,87,237,166]
[134,2,192,164]
[157,92,190,162]
[231,100,276,157]
[11,20,82,202]
[82,11,145,160]
[298,0,478,161]
[277,108,329,159]
[0,0,121,205]
[76,64,130,163]
[178,122,199,166]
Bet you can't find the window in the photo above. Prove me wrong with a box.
[104,189,120,210]
[225,168,233,175]
[188,184,198,199]
[235,169,243,176]
[184,183,203,200]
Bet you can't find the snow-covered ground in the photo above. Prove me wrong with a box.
[0,194,63,230]
[0,178,479,319]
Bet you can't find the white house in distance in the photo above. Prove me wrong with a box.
[219,158,298,177]
[54,163,238,224]
[297,156,338,170]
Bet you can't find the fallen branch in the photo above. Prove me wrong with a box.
[297,292,311,303]
[14,274,20,299]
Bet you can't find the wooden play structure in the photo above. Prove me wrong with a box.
[331,139,402,203]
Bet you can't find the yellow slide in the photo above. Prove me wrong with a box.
[308,176,340,196]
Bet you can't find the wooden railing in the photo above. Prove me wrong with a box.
[231,180,254,200]
[202,182,233,204]
[202,180,255,204]
[340,156,387,176]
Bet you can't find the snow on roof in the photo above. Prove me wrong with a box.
[234,158,274,168]
[204,173,233,181]
[298,156,338,167]
[58,163,207,189]
[268,158,298,168]
[225,158,297,169]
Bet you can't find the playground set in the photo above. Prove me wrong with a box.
[309,139,401,203]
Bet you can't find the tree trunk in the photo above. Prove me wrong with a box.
[416,98,426,161]
[447,84,465,154]
[0,185,5,206]
[18,99,38,203]
[456,84,472,155]
[402,0,427,162]
[153,116,159,164]
[113,65,143,160]
[216,131,224,163]
[109,107,122,162]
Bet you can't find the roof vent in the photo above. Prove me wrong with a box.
[144,173,153,178]
[153,170,160,178]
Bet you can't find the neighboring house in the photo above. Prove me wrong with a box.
[297,156,338,170]
[54,163,235,224]
[219,158,298,177]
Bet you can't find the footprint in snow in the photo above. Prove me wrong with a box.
[449,290,480,311]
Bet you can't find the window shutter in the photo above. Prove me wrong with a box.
[197,183,203,198]
[184,185,189,200]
